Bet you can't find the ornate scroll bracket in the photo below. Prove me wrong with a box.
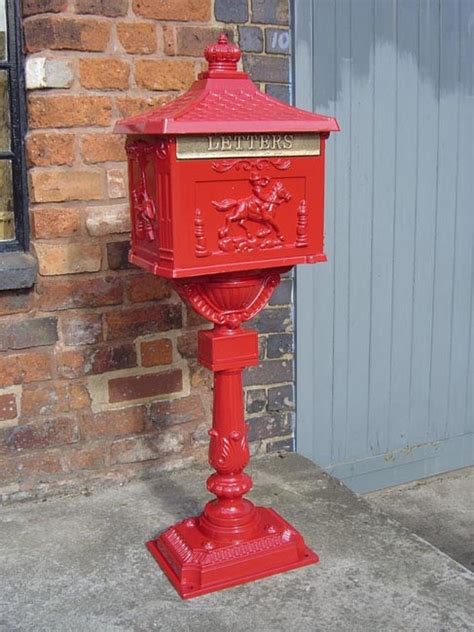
[212,158,291,173]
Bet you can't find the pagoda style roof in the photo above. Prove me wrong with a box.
[115,35,339,136]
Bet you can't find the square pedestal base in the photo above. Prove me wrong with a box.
[146,507,319,599]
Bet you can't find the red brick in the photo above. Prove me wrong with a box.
[85,204,130,236]
[0,290,35,317]
[247,412,292,442]
[108,368,182,403]
[243,54,289,83]
[30,170,104,203]
[80,406,147,439]
[115,95,171,118]
[0,351,53,386]
[132,0,211,21]
[2,416,78,452]
[80,133,126,164]
[54,350,85,380]
[0,457,17,483]
[186,303,207,327]
[135,59,196,91]
[177,331,197,359]
[109,429,186,464]
[75,0,128,16]
[23,0,67,16]
[27,133,75,167]
[79,58,130,90]
[34,242,102,276]
[86,343,137,375]
[125,274,171,303]
[0,316,58,350]
[162,25,175,55]
[21,382,90,418]
[106,240,131,270]
[140,338,173,367]
[28,95,112,129]
[106,168,127,199]
[175,26,233,56]
[37,276,123,311]
[117,21,156,54]
[64,443,107,471]
[0,394,17,422]
[56,343,137,378]
[105,304,182,340]
[70,383,92,409]
[32,207,82,239]
[0,451,64,482]
[60,312,103,346]
[24,16,111,53]
[149,395,204,428]
[190,361,212,390]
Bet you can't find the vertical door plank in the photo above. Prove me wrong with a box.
[428,0,461,440]
[328,0,352,463]
[447,0,474,438]
[345,0,375,459]
[306,0,338,463]
[409,0,440,446]
[368,0,398,456]
[387,0,420,452]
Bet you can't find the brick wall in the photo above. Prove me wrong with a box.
[0,0,293,502]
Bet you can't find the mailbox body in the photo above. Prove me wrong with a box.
[116,36,339,280]
[125,133,327,278]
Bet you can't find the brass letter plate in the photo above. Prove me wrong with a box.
[176,133,320,159]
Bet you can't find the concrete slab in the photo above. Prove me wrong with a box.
[0,454,473,632]
[366,466,474,571]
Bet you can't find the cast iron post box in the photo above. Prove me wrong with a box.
[115,34,339,599]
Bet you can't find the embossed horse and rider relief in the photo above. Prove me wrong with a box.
[194,171,309,257]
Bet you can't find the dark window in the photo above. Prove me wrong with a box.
[0,0,28,252]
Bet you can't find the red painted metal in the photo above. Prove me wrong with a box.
[148,269,318,598]
[115,36,339,136]
[115,34,338,598]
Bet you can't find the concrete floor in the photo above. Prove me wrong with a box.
[0,454,473,632]
[366,466,474,571]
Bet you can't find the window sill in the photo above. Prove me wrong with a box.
[0,252,37,291]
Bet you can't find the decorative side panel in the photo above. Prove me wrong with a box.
[126,141,157,243]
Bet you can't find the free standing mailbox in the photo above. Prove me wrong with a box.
[115,34,339,599]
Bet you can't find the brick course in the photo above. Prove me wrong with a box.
[0,0,293,503]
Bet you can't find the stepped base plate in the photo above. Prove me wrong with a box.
[146,506,319,599]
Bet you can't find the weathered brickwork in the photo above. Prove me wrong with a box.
[0,0,292,502]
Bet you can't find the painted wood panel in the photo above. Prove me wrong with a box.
[294,0,474,491]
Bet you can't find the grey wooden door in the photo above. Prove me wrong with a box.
[294,0,473,491]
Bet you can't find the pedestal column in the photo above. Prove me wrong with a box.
[146,269,318,598]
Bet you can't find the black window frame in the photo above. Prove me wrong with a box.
[0,0,29,253]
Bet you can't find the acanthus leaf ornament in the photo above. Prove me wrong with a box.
[208,429,250,474]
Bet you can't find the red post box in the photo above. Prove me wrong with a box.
[115,34,339,599]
